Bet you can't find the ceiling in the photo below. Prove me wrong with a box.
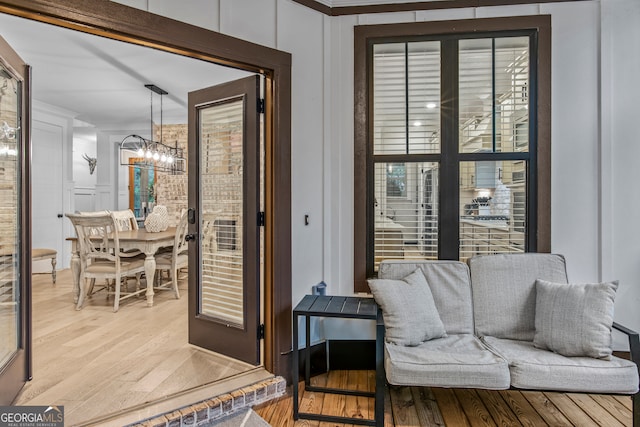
[0,12,252,133]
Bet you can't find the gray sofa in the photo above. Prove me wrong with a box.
[370,254,640,425]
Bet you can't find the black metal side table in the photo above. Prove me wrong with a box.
[292,294,384,427]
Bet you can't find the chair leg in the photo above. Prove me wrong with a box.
[88,278,96,296]
[172,268,180,299]
[113,277,121,312]
[136,273,141,292]
[76,279,88,310]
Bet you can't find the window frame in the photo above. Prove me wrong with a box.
[354,16,552,292]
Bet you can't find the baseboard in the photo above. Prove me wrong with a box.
[297,342,328,377]
[298,340,377,376]
[328,340,376,370]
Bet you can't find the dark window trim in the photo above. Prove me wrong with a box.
[294,0,583,16]
[354,15,551,292]
[0,0,293,382]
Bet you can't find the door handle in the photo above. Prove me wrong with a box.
[188,208,196,224]
[185,233,197,242]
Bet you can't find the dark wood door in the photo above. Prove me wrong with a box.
[0,35,31,404]
[187,75,262,365]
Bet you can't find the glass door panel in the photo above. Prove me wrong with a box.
[0,64,20,369]
[0,35,29,405]
[128,157,156,219]
[200,99,245,327]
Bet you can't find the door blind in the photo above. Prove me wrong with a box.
[199,98,245,327]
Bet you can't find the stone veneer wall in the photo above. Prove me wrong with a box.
[154,124,188,226]
[0,74,19,311]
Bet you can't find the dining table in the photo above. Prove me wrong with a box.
[68,226,177,308]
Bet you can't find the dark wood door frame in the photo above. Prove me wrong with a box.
[0,0,292,381]
[0,34,31,406]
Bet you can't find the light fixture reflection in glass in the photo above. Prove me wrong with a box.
[426,102,437,109]
[413,121,422,127]
[0,121,18,140]
[0,146,17,156]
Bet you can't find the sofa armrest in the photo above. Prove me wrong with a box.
[613,322,640,368]
[613,322,640,427]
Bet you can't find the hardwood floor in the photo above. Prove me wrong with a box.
[15,269,254,426]
[255,370,634,426]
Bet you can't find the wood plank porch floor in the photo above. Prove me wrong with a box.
[255,370,633,426]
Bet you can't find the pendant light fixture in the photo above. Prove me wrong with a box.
[119,84,185,173]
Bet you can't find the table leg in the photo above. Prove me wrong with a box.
[70,249,80,304]
[144,253,156,307]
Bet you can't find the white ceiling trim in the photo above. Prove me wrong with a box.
[329,0,447,5]
[312,0,447,5]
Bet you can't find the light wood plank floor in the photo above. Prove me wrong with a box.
[255,370,634,426]
[15,269,254,426]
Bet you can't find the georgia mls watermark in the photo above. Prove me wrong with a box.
[0,406,64,427]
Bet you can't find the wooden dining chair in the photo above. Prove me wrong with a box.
[111,209,138,231]
[110,209,143,259]
[82,209,141,290]
[66,212,146,312]
[154,210,189,299]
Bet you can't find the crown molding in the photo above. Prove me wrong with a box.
[292,0,583,16]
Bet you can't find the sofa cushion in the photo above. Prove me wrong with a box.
[378,260,473,334]
[534,279,617,359]
[385,334,510,389]
[469,253,568,341]
[483,337,639,394]
[369,268,446,346]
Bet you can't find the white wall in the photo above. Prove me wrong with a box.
[601,0,640,336]
[32,102,75,269]
[321,1,640,343]
[105,0,640,341]
[73,128,98,213]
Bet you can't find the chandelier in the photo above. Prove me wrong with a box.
[119,84,185,174]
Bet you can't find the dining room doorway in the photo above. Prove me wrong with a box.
[0,0,292,422]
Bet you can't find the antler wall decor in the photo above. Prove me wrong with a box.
[82,153,97,175]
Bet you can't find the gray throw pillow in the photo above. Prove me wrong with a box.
[368,268,446,346]
[533,279,618,359]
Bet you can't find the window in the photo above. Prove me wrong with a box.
[354,16,551,291]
